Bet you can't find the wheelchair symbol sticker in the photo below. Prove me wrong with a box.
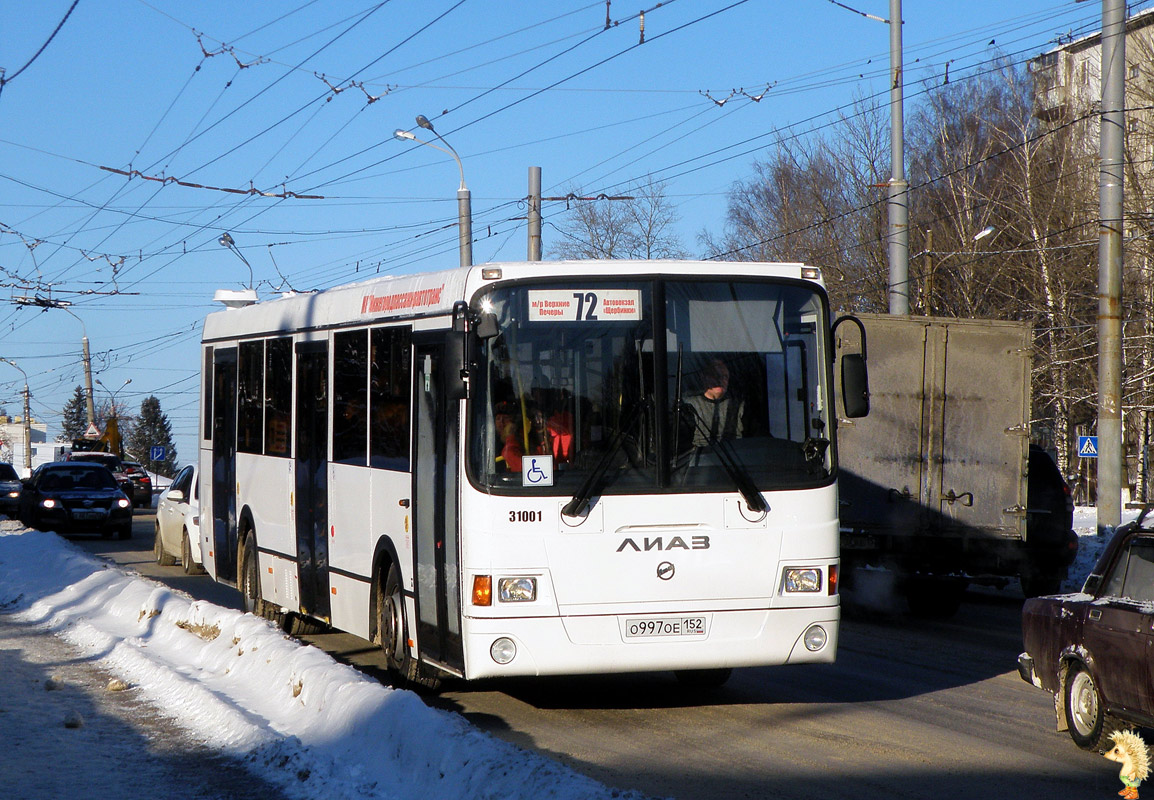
[522,455,554,487]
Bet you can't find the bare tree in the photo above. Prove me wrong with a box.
[548,177,688,260]
[700,95,890,313]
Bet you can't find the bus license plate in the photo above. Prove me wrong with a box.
[624,616,707,639]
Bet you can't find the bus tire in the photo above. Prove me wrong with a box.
[378,563,421,685]
[154,524,176,566]
[241,537,266,617]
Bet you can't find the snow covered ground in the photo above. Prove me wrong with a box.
[0,519,650,800]
[0,508,1140,799]
[1061,506,1142,592]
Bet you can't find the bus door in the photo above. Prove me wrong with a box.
[295,341,331,621]
[412,337,463,671]
[211,348,238,584]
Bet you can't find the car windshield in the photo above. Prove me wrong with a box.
[40,468,117,491]
[0,463,17,481]
[467,278,833,497]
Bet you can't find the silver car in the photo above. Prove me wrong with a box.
[154,465,203,574]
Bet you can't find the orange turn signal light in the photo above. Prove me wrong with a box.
[472,575,492,606]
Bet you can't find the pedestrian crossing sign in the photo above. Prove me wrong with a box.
[1078,435,1098,458]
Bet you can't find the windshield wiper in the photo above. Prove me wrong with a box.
[677,403,768,513]
[562,402,646,518]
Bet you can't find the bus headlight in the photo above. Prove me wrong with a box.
[490,637,517,664]
[783,567,822,593]
[498,577,537,602]
[803,624,828,651]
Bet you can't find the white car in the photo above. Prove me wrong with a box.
[154,464,204,574]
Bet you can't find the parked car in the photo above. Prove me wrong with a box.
[121,460,153,508]
[154,464,203,574]
[1019,511,1154,750]
[0,462,22,517]
[18,462,133,539]
[65,451,135,505]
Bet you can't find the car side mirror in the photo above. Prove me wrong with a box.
[167,489,185,502]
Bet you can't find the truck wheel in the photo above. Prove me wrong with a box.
[1065,663,1119,750]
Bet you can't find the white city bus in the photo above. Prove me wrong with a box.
[199,260,868,687]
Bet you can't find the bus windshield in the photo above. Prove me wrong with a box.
[468,278,833,497]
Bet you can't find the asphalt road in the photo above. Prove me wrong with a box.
[68,511,1121,800]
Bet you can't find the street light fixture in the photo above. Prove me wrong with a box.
[218,232,254,289]
[394,115,473,267]
[13,296,95,426]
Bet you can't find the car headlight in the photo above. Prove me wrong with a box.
[498,577,537,603]
[6,491,18,499]
[783,567,822,593]
[41,498,57,509]
[117,498,131,509]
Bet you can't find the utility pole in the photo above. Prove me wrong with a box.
[82,334,95,426]
[21,383,32,473]
[527,167,542,261]
[923,229,933,315]
[1097,0,1126,533]
[887,0,909,315]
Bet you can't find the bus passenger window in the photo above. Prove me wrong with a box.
[238,340,264,454]
[264,337,292,457]
[370,327,412,471]
[333,330,368,465]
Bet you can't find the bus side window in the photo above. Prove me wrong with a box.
[333,330,369,466]
[265,337,292,456]
[370,326,412,471]
[238,340,264,454]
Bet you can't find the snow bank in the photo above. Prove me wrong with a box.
[0,521,650,800]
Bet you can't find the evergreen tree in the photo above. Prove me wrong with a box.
[126,395,178,477]
[59,386,90,442]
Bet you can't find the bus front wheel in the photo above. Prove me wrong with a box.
[379,563,420,685]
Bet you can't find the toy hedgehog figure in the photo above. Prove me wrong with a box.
[1105,729,1150,800]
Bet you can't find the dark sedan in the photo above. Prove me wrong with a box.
[18,462,133,539]
[0,462,21,517]
[1019,513,1154,750]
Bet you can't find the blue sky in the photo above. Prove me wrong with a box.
[0,0,1134,464]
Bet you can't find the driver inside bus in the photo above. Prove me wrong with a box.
[684,358,744,448]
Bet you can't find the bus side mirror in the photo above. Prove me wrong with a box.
[841,353,869,418]
[832,315,869,419]
[445,330,468,401]
[475,312,499,340]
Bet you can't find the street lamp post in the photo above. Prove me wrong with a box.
[0,358,33,475]
[394,115,473,267]
[13,296,95,426]
[95,377,131,456]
